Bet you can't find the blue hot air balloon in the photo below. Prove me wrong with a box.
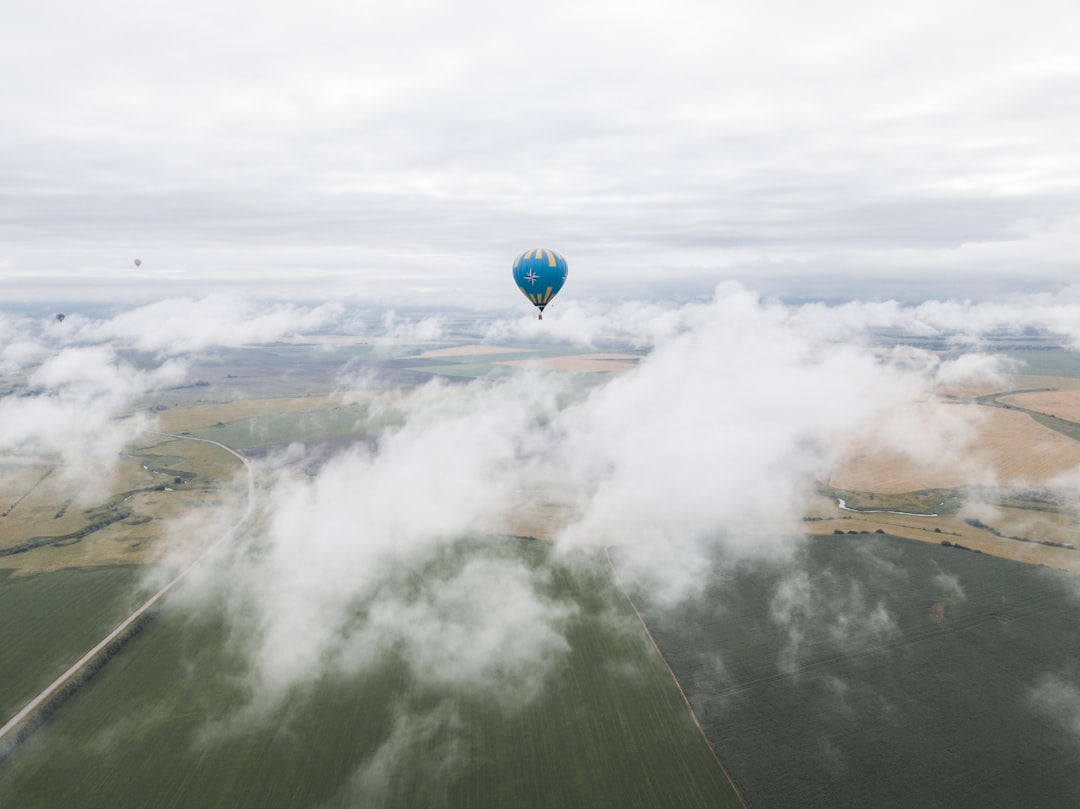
[512,248,568,320]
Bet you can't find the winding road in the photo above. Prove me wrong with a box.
[0,432,255,745]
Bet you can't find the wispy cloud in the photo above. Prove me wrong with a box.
[69,296,345,354]
[0,346,185,498]
[1030,671,1080,744]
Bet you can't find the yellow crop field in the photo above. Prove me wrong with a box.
[829,400,1080,493]
[817,372,1080,573]
[999,387,1080,422]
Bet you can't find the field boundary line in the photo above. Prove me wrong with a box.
[0,432,254,748]
[1,467,53,518]
[603,545,750,809]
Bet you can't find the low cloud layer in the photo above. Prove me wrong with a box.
[69,296,346,355]
[157,284,1035,715]
[6,285,1080,721]
[0,347,184,498]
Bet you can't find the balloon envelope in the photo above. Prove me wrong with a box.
[134,258,141,267]
[55,313,65,322]
[512,248,567,315]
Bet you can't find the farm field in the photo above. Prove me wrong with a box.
[827,402,1080,493]
[183,401,375,450]
[0,566,143,725]
[406,345,639,380]
[0,539,742,809]
[633,533,1080,809]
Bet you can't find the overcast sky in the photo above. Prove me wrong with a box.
[2,0,1079,306]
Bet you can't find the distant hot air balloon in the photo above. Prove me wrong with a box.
[512,248,567,320]
[134,258,142,268]
[55,313,65,323]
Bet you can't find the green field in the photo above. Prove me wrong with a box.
[0,539,742,809]
[188,404,377,450]
[635,534,1080,809]
[1000,348,1080,378]
[0,567,144,724]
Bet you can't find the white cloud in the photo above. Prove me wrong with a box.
[175,371,576,709]
[0,297,351,505]
[324,703,468,808]
[770,568,899,676]
[0,346,186,498]
[70,296,345,354]
[1030,672,1080,743]
[546,286,941,600]
[934,353,1016,388]
[354,558,574,697]
[379,310,445,343]
[931,567,966,601]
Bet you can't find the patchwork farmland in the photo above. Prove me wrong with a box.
[3,337,1080,807]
